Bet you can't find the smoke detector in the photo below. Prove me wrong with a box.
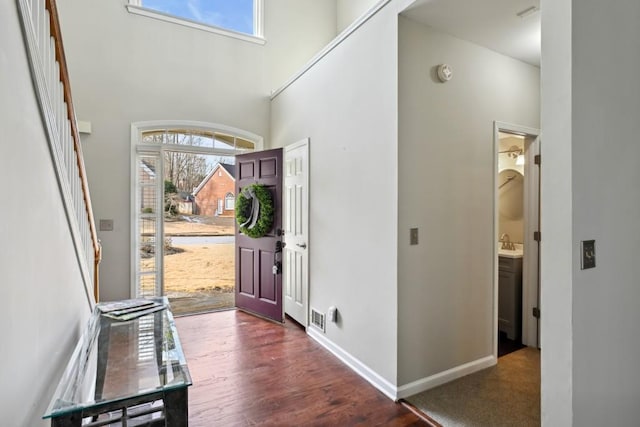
[437,64,453,82]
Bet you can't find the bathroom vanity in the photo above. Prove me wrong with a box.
[498,249,523,341]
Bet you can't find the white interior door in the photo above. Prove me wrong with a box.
[523,135,541,348]
[284,139,309,326]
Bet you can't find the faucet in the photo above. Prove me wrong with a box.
[500,233,515,250]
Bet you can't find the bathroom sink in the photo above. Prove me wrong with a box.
[498,244,523,258]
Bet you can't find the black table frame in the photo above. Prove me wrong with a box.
[49,306,190,427]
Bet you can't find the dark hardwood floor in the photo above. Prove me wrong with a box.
[175,309,426,426]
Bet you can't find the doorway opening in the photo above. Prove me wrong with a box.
[132,122,262,316]
[163,151,236,315]
[494,122,540,358]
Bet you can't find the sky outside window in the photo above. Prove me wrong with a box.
[142,0,254,35]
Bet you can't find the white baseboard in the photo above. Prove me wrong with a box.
[307,328,398,400]
[396,355,496,399]
[307,328,496,401]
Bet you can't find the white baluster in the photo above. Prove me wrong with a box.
[49,37,56,94]
[51,60,57,134]
[74,163,80,222]
[45,44,51,107]
[30,0,38,44]
[35,1,42,50]
[42,8,49,65]
[65,119,71,172]
[76,186,82,230]
[58,84,64,148]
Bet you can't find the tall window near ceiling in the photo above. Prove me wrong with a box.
[127,0,263,39]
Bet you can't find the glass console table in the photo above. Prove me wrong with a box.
[43,297,192,427]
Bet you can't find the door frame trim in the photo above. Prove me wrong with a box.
[493,121,540,358]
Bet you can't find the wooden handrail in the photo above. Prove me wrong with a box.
[45,0,101,301]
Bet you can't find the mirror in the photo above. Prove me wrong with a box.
[498,169,524,220]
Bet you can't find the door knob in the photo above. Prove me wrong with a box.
[296,243,307,249]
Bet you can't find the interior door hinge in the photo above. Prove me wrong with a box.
[533,307,541,318]
[534,154,541,165]
[534,231,541,242]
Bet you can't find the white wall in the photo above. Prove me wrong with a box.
[337,0,380,33]
[271,5,399,385]
[0,3,92,425]
[542,0,640,424]
[265,0,337,91]
[570,1,640,425]
[540,0,573,424]
[57,0,336,301]
[397,16,539,385]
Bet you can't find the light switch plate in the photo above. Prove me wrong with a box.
[581,240,595,269]
[410,228,419,245]
[99,219,114,231]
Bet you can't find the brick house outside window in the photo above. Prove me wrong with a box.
[192,163,236,217]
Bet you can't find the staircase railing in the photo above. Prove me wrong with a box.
[17,0,102,303]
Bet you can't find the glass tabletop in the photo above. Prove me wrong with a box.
[44,297,192,419]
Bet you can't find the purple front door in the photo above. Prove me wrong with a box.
[235,148,283,322]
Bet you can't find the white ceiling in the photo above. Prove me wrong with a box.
[401,0,541,66]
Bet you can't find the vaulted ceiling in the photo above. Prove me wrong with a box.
[401,0,541,66]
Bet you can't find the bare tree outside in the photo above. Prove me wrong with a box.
[141,131,235,193]
[164,151,209,193]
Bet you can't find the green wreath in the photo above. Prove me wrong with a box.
[235,183,274,238]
